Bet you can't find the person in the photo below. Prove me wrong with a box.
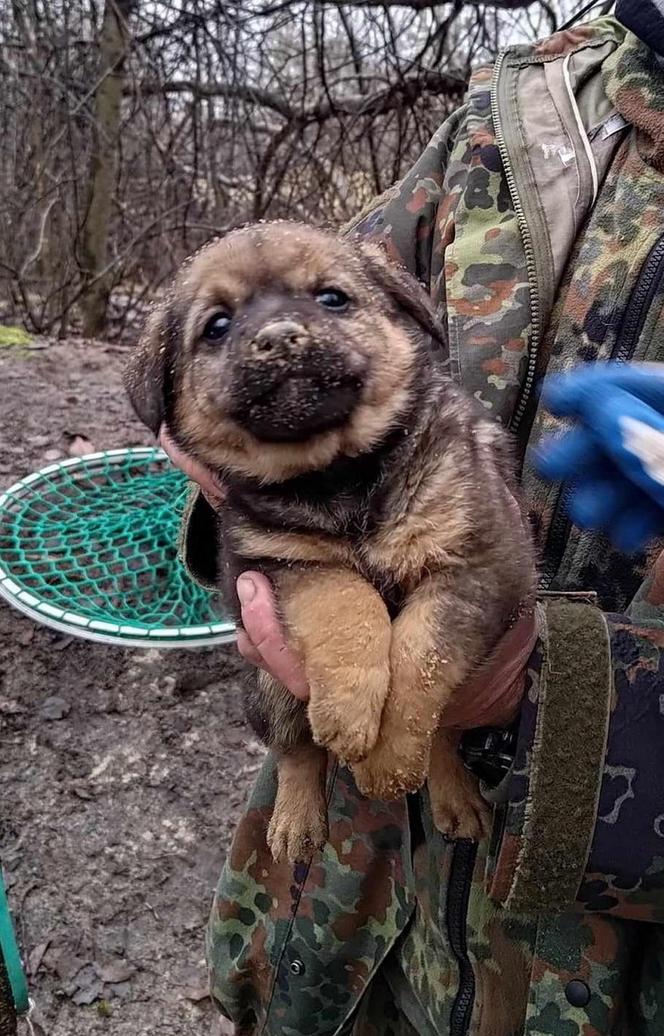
[161,4,664,1033]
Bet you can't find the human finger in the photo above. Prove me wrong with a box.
[158,425,226,506]
[236,573,310,701]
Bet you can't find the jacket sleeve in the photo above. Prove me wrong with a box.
[487,586,664,922]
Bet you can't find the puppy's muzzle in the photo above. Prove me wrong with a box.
[230,319,366,443]
[251,319,306,356]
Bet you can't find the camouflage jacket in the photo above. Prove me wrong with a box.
[186,17,664,1036]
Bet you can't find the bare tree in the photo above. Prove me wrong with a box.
[0,0,574,339]
[79,0,139,336]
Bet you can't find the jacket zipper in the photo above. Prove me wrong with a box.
[540,233,664,588]
[435,58,532,1036]
[491,51,541,436]
[613,236,664,363]
[447,840,478,1036]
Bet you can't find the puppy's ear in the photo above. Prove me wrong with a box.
[357,242,448,353]
[123,303,173,436]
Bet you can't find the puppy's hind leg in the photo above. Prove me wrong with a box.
[428,728,491,841]
[267,743,329,864]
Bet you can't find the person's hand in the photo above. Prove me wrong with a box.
[234,573,311,701]
[158,424,310,698]
[440,608,538,729]
[158,425,226,509]
[536,363,664,552]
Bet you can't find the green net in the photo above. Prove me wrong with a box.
[0,448,234,647]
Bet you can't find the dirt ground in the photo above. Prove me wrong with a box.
[0,335,261,1034]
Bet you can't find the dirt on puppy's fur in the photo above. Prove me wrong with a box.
[125,221,536,862]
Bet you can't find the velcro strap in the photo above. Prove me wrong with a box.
[506,597,612,913]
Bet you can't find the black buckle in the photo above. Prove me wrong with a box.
[459,724,519,788]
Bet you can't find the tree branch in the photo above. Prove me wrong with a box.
[128,67,465,123]
[252,0,552,16]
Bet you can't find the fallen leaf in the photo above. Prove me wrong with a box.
[28,939,51,977]
[70,784,94,801]
[182,984,211,1003]
[96,961,136,984]
[52,634,74,652]
[72,979,104,1006]
[40,695,71,721]
[68,963,104,1005]
[67,435,95,457]
[52,950,86,982]
[107,981,132,1000]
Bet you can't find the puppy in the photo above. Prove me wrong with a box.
[125,221,536,862]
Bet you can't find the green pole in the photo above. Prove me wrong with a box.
[0,866,28,1030]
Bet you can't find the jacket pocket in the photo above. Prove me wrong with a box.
[207,758,416,1036]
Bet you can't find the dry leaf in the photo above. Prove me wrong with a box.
[182,984,211,1003]
[28,939,50,977]
[96,960,136,984]
[68,434,95,457]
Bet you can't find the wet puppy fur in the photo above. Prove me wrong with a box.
[125,221,536,862]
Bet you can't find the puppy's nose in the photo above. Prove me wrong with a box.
[252,319,306,355]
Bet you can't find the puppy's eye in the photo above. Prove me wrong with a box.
[202,312,232,343]
[315,288,350,312]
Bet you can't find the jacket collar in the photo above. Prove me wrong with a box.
[603,27,664,171]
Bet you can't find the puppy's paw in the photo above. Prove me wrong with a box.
[308,665,389,764]
[351,739,428,800]
[430,779,491,842]
[267,800,328,864]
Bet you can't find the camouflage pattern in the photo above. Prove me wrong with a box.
[204,16,664,1036]
[521,28,664,611]
[207,759,414,1035]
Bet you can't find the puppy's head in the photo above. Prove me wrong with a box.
[125,222,446,481]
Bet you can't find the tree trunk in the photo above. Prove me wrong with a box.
[80,0,137,338]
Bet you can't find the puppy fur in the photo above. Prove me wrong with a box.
[125,221,536,862]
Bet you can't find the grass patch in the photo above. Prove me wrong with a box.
[0,325,32,348]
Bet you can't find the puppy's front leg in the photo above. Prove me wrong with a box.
[353,573,492,836]
[278,567,392,764]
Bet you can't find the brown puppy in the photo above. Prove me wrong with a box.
[125,221,536,862]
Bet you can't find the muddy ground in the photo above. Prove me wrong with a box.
[0,336,260,1034]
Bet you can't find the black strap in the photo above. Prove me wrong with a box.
[559,0,614,31]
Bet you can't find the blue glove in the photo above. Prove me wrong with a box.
[536,364,664,553]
